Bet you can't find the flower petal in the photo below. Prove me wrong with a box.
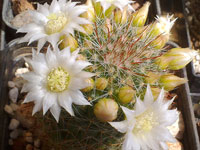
[70,90,91,106]
[37,38,46,52]
[28,33,47,45]
[134,97,146,115]
[17,23,42,33]
[21,72,42,83]
[121,106,135,121]
[49,0,61,13]
[153,126,176,143]
[23,89,43,103]
[75,71,95,78]
[59,47,71,58]
[122,133,140,150]
[46,33,60,49]
[29,11,48,25]
[43,93,57,115]
[144,84,154,106]
[29,60,49,76]
[108,120,128,133]
[32,100,43,115]
[37,3,50,16]
[71,60,92,74]
[159,109,178,126]
[50,102,61,122]
[68,78,89,90]
[46,46,58,68]
[58,92,75,116]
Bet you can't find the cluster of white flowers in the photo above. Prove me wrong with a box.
[109,85,178,150]
[18,0,90,51]
[18,0,180,149]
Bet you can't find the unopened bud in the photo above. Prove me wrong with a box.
[105,5,116,17]
[81,0,95,22]
[165,48,197,70]
[93,1,103,17]
[59,35,78,52]
[96,78,108,90]
[155,55,173,70]
[82,78,94,92]
[131,2,150,27]
[145,72,161,84]
[150,34,170,49]
[159,74,187,91]
[118,86,135,104]
[135,25,148,39]
[114,7,128,24]
[94,98,119,122]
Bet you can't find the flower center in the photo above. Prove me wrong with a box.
[132,109,158,135]
[45,13,68,35]
[47,67,70,93]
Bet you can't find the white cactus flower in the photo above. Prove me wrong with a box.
[109,85,178,150]
[155,14,177,35]
[17,0,90,52]
[95,0,134,12]
[21,46,94,122]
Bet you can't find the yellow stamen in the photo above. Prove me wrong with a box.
[47,67,70,93]
[45,13,68,35]
[133,109,158,135]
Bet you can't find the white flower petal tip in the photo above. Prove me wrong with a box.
[21,46,93,121]
[143,84,154,106]
[17,0,90,52]
[110,86,178,150]
[155,14,177,35]
[95,0,134,12]
[108,121,128,133]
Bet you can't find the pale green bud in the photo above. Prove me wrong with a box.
[159,74,187,91]
[156,48,197,70]
[114,7,128,24]
[135,25,148,39]
[59,35,78,52]
[165,48,197,70]
[118,86,135,104]
[94,98,119,122]
[155,55,173,70]
[105,5,116,17]
[131,2,150,27]
[150,34,170,49]
[96,78,108,90]
[93,1,103,17]
[145,72,161,84]
[81,0,95,22]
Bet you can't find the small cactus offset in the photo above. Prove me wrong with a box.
[17,0,197,149]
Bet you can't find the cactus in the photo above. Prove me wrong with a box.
[18,0,196,149]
